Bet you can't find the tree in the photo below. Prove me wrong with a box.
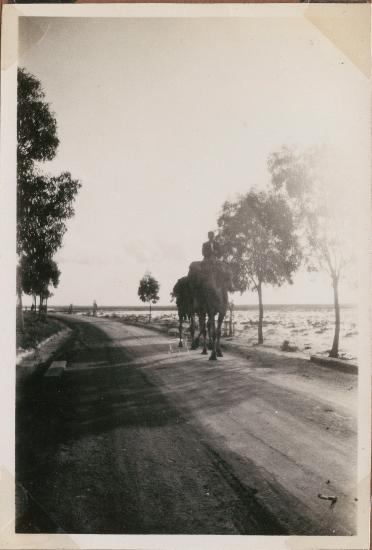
[268,146,356,357]
[17,68,80,324]
[34,258,60,315]
[218,190,302,344]
[17,68,59,176]
[17,67,59,328]
[138,272,160,322]
[19,254,60,315]
[17,170,80,259]
[18,255,37,311]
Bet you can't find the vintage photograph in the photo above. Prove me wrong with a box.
[1,3,370,548]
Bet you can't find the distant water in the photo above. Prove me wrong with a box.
[63,304,358,362]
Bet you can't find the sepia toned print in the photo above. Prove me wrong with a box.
[1,4,370,550]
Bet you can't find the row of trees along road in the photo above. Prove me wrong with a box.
[17,68,81,328]
[218,146,355,358]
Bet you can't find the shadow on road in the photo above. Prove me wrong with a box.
[16,318,354,536]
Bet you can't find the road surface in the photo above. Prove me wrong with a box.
[16,314,357,535]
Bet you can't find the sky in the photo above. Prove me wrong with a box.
[18,14,369,306]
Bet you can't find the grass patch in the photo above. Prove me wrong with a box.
[17,311,64,351]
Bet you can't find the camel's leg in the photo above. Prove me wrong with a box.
[207,322,213,350]
[190,314,198,349]
[209,314,217,360]
[200,314,208,355]
[216,313,224,357]
[178,314,183,347]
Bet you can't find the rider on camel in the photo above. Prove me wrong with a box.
[202,231,222,261]
[188,230,232,293]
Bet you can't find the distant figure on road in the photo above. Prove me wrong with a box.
[68,304,73,314]
[93,300,98,317]
[202,231,222,261]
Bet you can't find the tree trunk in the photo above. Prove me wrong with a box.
[45,297,48,315]
[149,302,152,323]
[329,274,340,358]
[257,282,264,344]
[38,295,43,316]
[17,286,24,332]
[16,263,24,331]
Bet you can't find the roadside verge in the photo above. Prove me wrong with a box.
[16,325,73,385]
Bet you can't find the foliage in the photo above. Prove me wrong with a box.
[268,146,355,275]
[20,255,60,302]
[268,146,315,200]
[267,145,355,357]
[17,68,81,313]
[218,189,301,344]
[218,190,302,292]
[17,68,59,174]
[138,272,160,305]
[17,170,81,258]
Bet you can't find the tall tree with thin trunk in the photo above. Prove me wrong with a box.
[218,190,302,344]
[17,68,59,328]
[138,272,160,323]
[268,146,356,358]
[17,68,80,323]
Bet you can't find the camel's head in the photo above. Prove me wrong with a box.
[172,276,191,305]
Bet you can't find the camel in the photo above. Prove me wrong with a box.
[172,276,208,352]
[187,260,233,361]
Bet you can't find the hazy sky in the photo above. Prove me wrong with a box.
[19,15,368,306]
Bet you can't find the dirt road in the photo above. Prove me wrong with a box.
[16,314,357,535]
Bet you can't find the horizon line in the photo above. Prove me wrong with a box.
[44,302,357,309]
